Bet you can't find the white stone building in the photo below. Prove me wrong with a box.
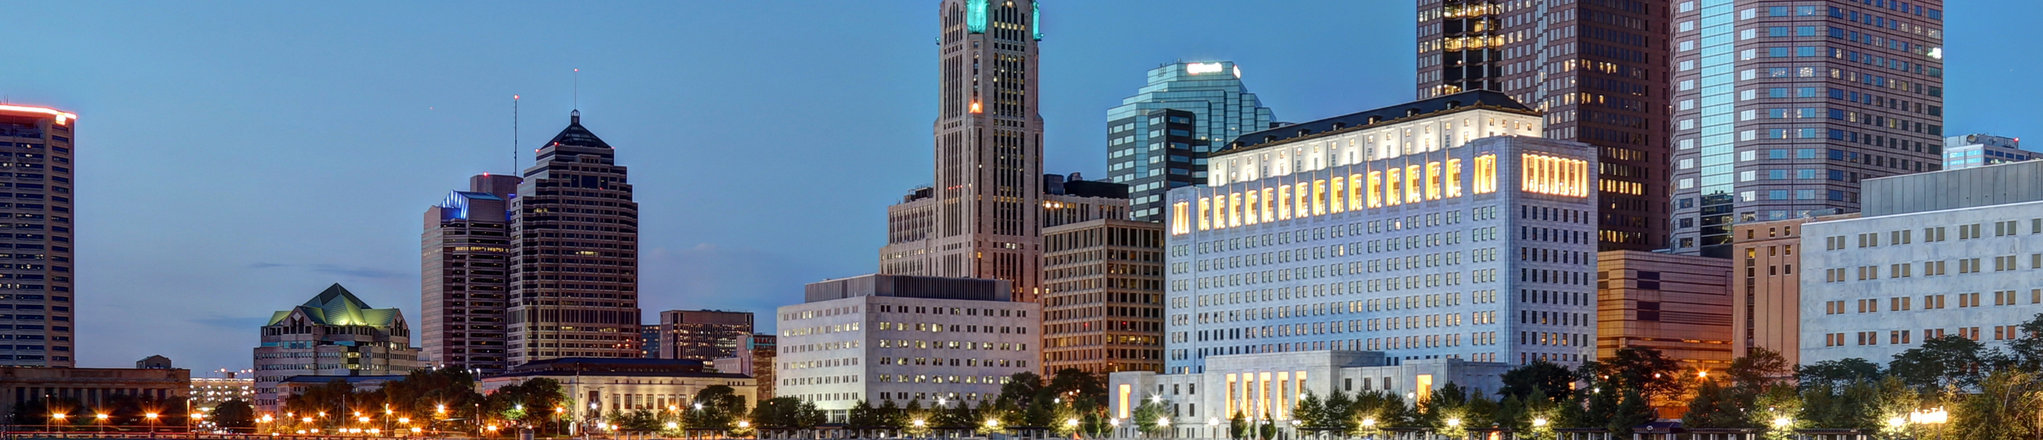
[1801,160,2043,365]
[776,274,1041,421]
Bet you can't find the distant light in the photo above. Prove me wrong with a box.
[1186,63,1225,75]
[1234,65,1242,79]
[1927,47,1942,59]
[513,95,520,100]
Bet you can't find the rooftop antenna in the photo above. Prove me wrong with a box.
[573,68,580,110]
[512,94,520,173]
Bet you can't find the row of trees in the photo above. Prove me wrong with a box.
[836,368,1110,437]
[275,367,802,436]
[1177,314,2043,440]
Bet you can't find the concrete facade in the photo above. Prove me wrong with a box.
[1595,251,1734,372]
[507,111,642,363]
[480,358,754,427]
[1801,161,2043,365]
[1169,95,1600,374]
[0,105,79,368]
[775,275,1040,421]
[1730,216,1845,366]
[422,173,520,373]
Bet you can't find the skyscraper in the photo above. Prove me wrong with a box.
[1416,0,1670,251]
[0,105,77,368]
[506,111,642,364]
[254,284,421,411]
[652,309,753,362]
[1107,61,1274,222]
[422,173,520,373]
[1670,0,1945,257]
[879,0,1047,302]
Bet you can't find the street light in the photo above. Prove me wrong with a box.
[145,412,160,435]
[50,412,66,432]
[95,413,108,433]
[1532,417,1548,427]
[1772,417,1792,428]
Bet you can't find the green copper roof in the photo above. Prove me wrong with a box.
[966,0,987,33]
[266,283,402,327]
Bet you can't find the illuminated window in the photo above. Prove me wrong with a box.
[1425,161,1442,200]
[1198,197,1212,231]
[1294,182,1310,218]
[1228,192,1243,227]
[1277,185,1291,220]
[1445,159,1463,198]
[1213,194,1229,230]
[1244,190,1259,225]
[1404,164,1422,203]
[1261,188,1275,222]
[1367,171,1383,208]
[1312,179,1327,216]
[1170,202,1190,235]
[1347,173,1365,210]
[1519,153,1588,197]
[1385,168,1401,206]
[1329,177,1345,213]
[1474,155,1498,194]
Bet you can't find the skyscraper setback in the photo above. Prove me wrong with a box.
[0,105,75,368]
[1416,0,1669,251]
[879,0,1046,302]
[1669,0,1944,257]
[506,111,642,363]
[422,173,520,373]
[1107,61,1274,222]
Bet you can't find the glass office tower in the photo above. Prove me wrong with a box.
[1107,61,1273,222]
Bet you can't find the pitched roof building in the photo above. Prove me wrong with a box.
[253,284,420,411]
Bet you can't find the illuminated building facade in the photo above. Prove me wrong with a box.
[190,376,254,412]
[879,0,1047,302]
[253,284,421,411]
[422,173,519,373]
[1168,91,1600,375]
[0,105,77,368]
[1671,0,1945,257]
[1943,133,2033,170]
[775,274,1040,422]
[1107,61,1275,222]
[1043,173,1131,228]
[1416,0,1669,252]
[653,309,754,362]
[1109,352,1505,430]
[507,111,642,364]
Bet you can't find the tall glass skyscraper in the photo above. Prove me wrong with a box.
[1107,61,1273,222]
[1670,0,1944,257]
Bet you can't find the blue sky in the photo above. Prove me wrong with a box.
[4,1,2031,370]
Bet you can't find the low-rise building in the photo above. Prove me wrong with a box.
[1801,160,2043,365]
[0,366,190,421]
[653,310,754,362]
[253,284,422,411]
[190,376,255,411]
[776,274,1040,421]
[1943,134,2035,170]
[479,357,753,429]
[1109,351,1505,433]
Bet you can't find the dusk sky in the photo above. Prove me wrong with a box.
[4,1,2034,371]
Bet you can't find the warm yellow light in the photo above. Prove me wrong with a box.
[51,413,66,420]
[303,417,313,423]
[1384,168,1401,206]
[914,419,927,428]
[663,422,676,429]
[1772,417,1792,428]
[397,417,410,424]
[96,413,109,420]
[737,420,750,429]
[1156,416,1171,427]
[358,417,371,424]
[1532,417,1548,427]
[411,427,422,433]
[986,419,1000,428]
[145,413,159,420]
[1361,418,1376,427]
[1064,418,1078,427]
[1446,418,1462,427]
[436,405,446,415]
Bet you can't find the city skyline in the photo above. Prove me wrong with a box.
[1,1,2036,371]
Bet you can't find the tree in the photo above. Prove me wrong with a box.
[750,397,804,431]
[846,400,880,435]
[1607,388,1654,435]
[1950,369,2043,440]
[1796,358,1883,390]
[1044,369,1107,410]
[607,410,661,433]
[996,372,1045,409]
[1319,390,1354,433]
[212,399,257,430]
[1228,411,1247,440]
[1727,347,1792,390]
[686,385,746,433]
[1681,379,1744,428]
[1291,392,1326,431]
[1256,411,1275,440]
[482,377,565,429]
[1750,386,1803,440]
[2003,313,2043,371]
[1130,397,1170,436]
[1500,360,1575,404]
[1346,390,1408,434]
[1890,335,1992,391]
[794,400,826,431]
[1600,347,1687,404]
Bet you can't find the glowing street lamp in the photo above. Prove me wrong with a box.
[1360,418,1377,428]
[1772,417,1792,428]
[914,419,928,428]
[1532,417,1549,427]
[145,412,160,434]
[1156,417,1171,428]
[1445,418,1462,428]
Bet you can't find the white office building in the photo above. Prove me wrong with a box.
[1115,91,1600,427]
[1943,133,2035,170]
[1801,160,2043,365]
[775,274,1040,421]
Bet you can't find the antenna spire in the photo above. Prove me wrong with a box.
[572,68,580,110]
[512,94,520,173]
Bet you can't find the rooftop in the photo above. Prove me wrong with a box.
[266,283,402,327]
[1221,90,1534,154]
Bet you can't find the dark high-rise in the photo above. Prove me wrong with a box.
[0,105,76,368]
[422,173,520,373]
[879,0,1047,302]
[507,111,642,364]
[1669,0,1945,257]
[1417,0,1670,251]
